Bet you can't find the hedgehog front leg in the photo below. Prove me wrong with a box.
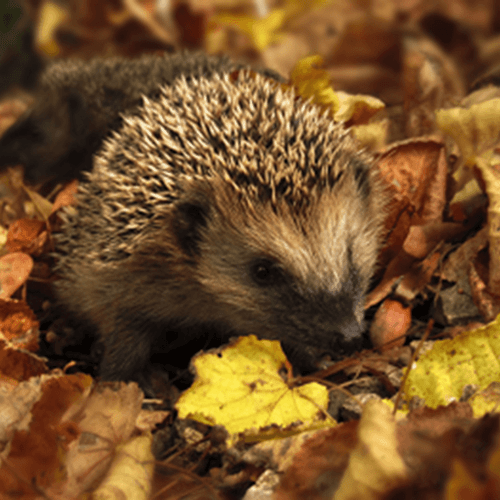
[97,311,158,382]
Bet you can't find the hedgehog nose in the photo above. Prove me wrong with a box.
[338,318,364,352]
[341,318,364,340]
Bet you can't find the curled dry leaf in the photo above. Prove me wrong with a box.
[5,219,48,256]
[0,338,47,380]
[0,373,93,497]
[274,421,359,500]
[334,90,385,126]
[51,179,79,214]
[437,98,500,295]
[0,252,33,299]
[335,400,408,499]
[50,382,156,498]
[0,298,39,352]
[377,139,447,264]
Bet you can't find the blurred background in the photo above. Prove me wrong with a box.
[2,0,500,108]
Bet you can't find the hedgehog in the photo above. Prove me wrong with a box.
[46,61,387,382]
[0,52,281,184]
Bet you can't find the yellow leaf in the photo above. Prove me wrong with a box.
[468,382,500,418]
[335,400,408,500]
[24,187,53,221]
[209,0,334,51]
[290,55,339,116]
[175,335,331,445]
[93,433,154,500]
[334,91,385,125]
[405,315,500,409]
[35,0,68,57]
[213,9,286,51]
[436,99,500,168]
[351,120,389,151]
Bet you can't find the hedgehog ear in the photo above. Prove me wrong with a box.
[173,199,210,256]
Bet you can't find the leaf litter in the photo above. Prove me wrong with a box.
[2,0,500,498]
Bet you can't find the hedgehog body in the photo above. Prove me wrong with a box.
[52,65,386,381]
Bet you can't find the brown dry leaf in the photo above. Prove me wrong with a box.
[327,18,402,105]
[366,139,453,306]
[274,421,358,500]
[0,377,44,456]
[370,299,411,350]
[402,34,465,137]
[335,400,408,499]
[396,249,441,303]
[0,252,33,299]
[0,337,47,381]
[5,219,48,256]
[468,262,500,322]
[0,373,93,497]
[334,90,385,126]
[0,298,39,351]
[403,221,471,260]
[50,382,150,498]
[437,99,500,295]
[51,179,79,214]
[390,406,499,498]
[377,139,447,263]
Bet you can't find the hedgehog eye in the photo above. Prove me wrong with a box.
[250,259,281,286]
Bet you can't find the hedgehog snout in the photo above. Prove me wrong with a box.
[335,317,365,354]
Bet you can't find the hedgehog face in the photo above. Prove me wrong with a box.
[176,167,381,356]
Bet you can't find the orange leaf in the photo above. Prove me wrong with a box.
[0,252,33,299]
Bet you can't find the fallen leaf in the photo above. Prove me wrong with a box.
[6,219,47,256]
[468,382,500,418]
[51,180,79,214]
[0,252,33,299]
[437,99,500,294]
[274,422,359,500]
[370,299,411,350]
[50,382,151,498]
[175,335,332,445]
[0,373,92,496]
[0,337,47,380]
[405,314,500,410]
[92,433,155,500]
[335,400,408,499]
[34,0,68,56]
[290,54,339,116]
[334,90,385,125]
[0,298,39,351]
